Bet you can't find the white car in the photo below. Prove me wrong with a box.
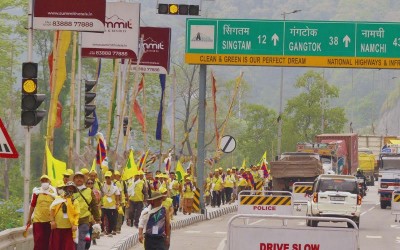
[306,174,362,228]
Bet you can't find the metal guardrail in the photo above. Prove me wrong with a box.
[0,226,33,250]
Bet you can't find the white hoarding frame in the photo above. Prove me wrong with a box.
[227,214,359,250]
[238,190,293,216]
[81,2,140,59]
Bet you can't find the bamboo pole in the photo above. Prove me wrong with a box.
[87,59,101,147]
[106,59,119,146]
[171,68,177,170]
[142,74,148,149]
[114,59,132,153]
[43,31,60,174]
[68,31,77,169]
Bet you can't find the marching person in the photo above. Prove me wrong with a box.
[73,172,101,250]
[27,175,57,250]
[224,168,235,204]
[205,172,213,206]
[182,176,196,215]
[138,191,171,250]
[49,181,80,250]
[211,169,224,208]
[101,171,121,236]
[169,172,180,216]
[160,187,174,220]
[63,169,74,185]
[114,170,127,234]
[127,171,145,228]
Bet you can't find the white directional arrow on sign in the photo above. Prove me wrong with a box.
[343,35,351,48]
[271,33,279,46]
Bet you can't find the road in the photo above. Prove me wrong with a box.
[132,183,400,250]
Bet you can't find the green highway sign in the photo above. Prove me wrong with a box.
[185,18,400,69]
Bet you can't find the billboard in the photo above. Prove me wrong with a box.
[131,27,171,74]
[81,2,140,59]
[33,0,106,32]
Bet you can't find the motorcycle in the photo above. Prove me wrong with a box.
[357,177,367,197]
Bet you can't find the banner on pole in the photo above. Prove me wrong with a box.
[33,0,106,32]
[81,2,140,59]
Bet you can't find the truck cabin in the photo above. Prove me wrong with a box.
[379,153,400,171]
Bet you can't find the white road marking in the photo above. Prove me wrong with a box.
[214,231,227,234]
[376,202,380,205]
[391,225,400,228]
[366,235,382,239]
[361,206,375,216]
[249,219,264,225]
[297,222,306,226]
[397,237,400,240]
[185,230,201,234]
[217,238,227,250]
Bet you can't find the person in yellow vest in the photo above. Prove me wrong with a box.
[63,169,74,185]
[73,171,101,250]
[26,175,57,250]
[159,173,170,193]
[81,168,90,182]
[211,169,224,208]
[182,176,196,215]
[49,181,80,250]
[88,170,102,192]
[205,172,213,206]
[114,170,127,233]
[237,167,248,196]
[160,187,174,220]
[127,170,145,228]
[224,168,236,204]
[101,171,121,236]
[251,165,263,192]
[231,167,238,200]
[168,172,180,216]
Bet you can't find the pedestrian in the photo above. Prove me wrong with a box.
[63,169,74,185]
[160,187,174,220]
[138,191,171,250]
[85,178,100,247]
[224,168,235,204]
[218,167,226,205]
[49,181,80,250]
[101,171,121,236]
[205,172,213,206]
[80,168,90,182]
[127,170,145,228]
[168,172,180,216]
[73,171,101,250]
[211,169,224,208]
[182,176,196,215]
[27,175,57,250]
[114,170,127,234]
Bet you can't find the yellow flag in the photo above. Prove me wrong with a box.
[46,143,66,185]
[258,151,267,166]
[241,159,246,169]
[175,160,186,182]
[122,150,138,181]
[90,158,96,172]
[49,31,72,128]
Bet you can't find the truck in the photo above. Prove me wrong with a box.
[296,141,347,175]
[378,144,400,209]
[270,152,324,191]
[315,134,358,175]
[358,147,376,186]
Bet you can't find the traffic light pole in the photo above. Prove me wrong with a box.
[23,0,34,225]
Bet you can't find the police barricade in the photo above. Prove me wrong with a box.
[226,214,359,250]
[392,190,400,222]
[292,182,313,211]
[238,190,293,216]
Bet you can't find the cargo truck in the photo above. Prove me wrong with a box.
[358,147,375,186]
[315,134,358,175]
[378,143,400,209]
[270,152,324,191]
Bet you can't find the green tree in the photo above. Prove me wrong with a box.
[283,70,347,145]
[0,197,23,230]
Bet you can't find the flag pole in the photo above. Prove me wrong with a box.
[123,35,145,150]
[68,31,77,169]
[143,75,148,149]
[106,59,119,146]
[172,68,176,170]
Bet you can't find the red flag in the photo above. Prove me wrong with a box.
[261,161,269,178]
[96,137,107,164]
[48,31,63,128]
[211,72,219,144]
[165,158,171,173]
[134,100,145,130]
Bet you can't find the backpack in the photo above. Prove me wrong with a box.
[145,207,166,236]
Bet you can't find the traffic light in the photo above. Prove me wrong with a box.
[158,3,200,15]
[21,62,46,126]
[123,116,128,136]
[84,80,97,129]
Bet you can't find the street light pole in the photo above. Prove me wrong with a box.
[277,9,301,158]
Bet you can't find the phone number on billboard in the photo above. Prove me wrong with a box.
[51,21,94,27]
[88,51,129,57]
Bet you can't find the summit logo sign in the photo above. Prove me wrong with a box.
[190,25,215,49]
[105,15,134,32]
[143,37,165,52]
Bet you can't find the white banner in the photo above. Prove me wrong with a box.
[81,2,140,58]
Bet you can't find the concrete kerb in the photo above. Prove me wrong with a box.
[110,204,238,250]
